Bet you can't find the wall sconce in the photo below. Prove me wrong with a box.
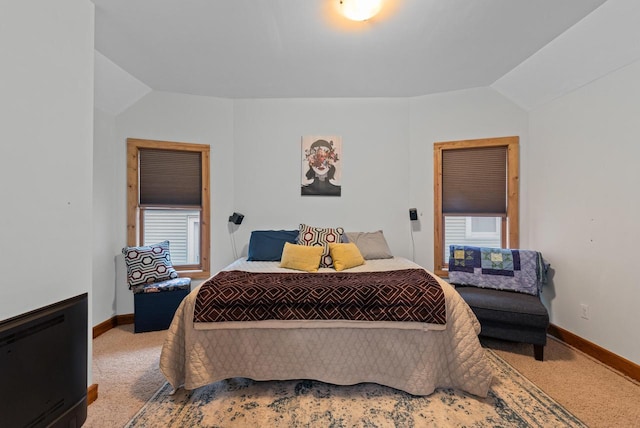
[228,212,244,260]
[339,0,383,21]
[228,212,244,225]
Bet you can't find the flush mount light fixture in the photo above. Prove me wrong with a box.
[339,0,383,21]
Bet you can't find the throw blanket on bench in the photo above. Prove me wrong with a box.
[194,269,446,324]
[448,246,548,296]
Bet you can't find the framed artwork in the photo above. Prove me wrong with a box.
[301,136,342,196]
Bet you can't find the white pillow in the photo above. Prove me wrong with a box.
[345,230,393,260]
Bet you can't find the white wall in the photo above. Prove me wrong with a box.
[93,108,118,326]
[232,98,412,259]
[0,0,94,319]
[97,72,640,367]
[0,0,94,378]
[112,91,235,315]
[408,88,530,269]
[103,89,528,319]
[528,58,640,364]
[231,92,528,269]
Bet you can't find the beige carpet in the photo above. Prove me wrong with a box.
[85,325,640,428]
[85,325,167,428]
[124,350,585,427]
[486,337,640,428]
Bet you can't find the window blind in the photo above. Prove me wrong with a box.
[139,149,202,206]
[442,146,507,215]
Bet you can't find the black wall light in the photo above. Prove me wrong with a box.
[409,208,418,221]
[228,212,244,225]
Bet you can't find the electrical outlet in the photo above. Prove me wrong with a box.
[580,304,589,320]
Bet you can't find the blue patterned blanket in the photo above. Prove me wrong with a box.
[448,246,548,295]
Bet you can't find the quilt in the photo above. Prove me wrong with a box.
[193,269,446,324]
[448,246,548,295]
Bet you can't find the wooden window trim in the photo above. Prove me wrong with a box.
[433,136,519,277]
[127,138,211,279]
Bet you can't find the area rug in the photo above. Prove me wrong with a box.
[126,350,586,427]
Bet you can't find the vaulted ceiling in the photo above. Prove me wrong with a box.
[92,1,640,113]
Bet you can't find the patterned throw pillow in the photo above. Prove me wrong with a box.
[297,224,345,267]
[122,240,178,288]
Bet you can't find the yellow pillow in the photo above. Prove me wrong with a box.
[279,242,324,272]
[328,242,365,271]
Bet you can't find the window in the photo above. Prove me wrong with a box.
[443,216,502,264]
[434,136,519,277]
[127,138,210,279]
[465,216,501,239]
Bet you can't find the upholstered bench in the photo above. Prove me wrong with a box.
[132,277,191,333]
[122,240,191,333]
[448,245,550,361]
[454,285,549,361]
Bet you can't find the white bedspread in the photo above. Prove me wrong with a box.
[160,257,493,397]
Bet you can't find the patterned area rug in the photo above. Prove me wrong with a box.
[126,350,586,427]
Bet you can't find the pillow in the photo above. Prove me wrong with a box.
[247,230,299,261]
[345,230,393,260]
[328,243,365,271]
[122,240,178,288]
[279,242,324,272]
[297,224,345,267]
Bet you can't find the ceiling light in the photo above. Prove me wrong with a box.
[339,0,383,21]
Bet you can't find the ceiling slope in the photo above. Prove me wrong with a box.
[93,0,606,102]
[94,50,151,115]
[492,0,640,111]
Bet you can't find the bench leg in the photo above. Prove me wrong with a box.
[534,344,544,361]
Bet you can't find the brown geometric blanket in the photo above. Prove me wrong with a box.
[194,269,446,324]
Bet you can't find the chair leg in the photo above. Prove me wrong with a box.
[534,344,544,361]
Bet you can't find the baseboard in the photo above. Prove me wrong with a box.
[92,314,134,339]
[548,324,640,383]
[92,317,118,339]
[117,313,135,325]
[87,384,98,405]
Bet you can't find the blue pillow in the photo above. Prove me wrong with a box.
[247,230,300,261]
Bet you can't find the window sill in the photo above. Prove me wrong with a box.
[175,269,210,280]
[434,268,449,279]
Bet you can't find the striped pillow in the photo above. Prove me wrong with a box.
[122,240,178,288]
[297,224,345,268]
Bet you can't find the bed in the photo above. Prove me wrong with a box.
[160,254,493,397]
